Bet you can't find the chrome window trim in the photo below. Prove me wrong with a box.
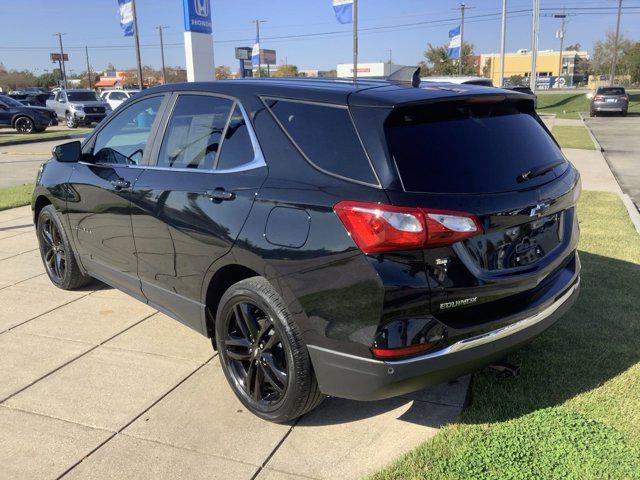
[260,96,382,188]
[307,277,580,366]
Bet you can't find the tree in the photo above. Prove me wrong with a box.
[621,42,640,84]
[565,43,582,51]
[420,41,477,76]
[272,64,298,77]
[165,67,187,84]
[36,72,60,89]
[591,31,632,76]
[215,65,232,80]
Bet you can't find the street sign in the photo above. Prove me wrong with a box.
[183,0,212,34]
[50,53,69,62]
[260,49,276,65]
[235,47,252,61]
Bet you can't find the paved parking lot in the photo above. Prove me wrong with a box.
[584,115,640,209]
[0,205,469,480]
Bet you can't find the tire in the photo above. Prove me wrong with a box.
[37,205,91,290]
[66,112,78,129]
[215,276,324,423]
[14,116,35,134]
[590,110,596,117]
[622,110,628,117]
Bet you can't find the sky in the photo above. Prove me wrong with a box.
[0,0,639,76]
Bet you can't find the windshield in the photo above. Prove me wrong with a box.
[67,91,99,102]
[0,95,26,107]
[597,88,625,95]
[385,101,566,194]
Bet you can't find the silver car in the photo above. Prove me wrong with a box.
[590,86,629,117]
[46,89,112,128]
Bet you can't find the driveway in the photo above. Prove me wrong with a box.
[0,205,468,480]
[584,115,640,209]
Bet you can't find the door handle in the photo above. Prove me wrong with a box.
[206,188,235,201]
[110,178,131,190]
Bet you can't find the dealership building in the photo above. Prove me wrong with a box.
[336,62,404,78]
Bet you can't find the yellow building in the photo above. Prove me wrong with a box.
[480,49,589,87]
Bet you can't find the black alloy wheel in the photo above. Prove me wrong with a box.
[223,300,288,407]
[15,116,35,134]
[39,216,66,283]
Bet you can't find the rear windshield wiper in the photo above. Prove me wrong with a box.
[517,160,565,183]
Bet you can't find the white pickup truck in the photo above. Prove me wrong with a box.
[46,89,112,128]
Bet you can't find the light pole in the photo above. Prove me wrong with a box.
[529,0,540,91]
[250,19,267,78]
[85,46,93,89]
[499,0,507,86]
[131,0,144,90]
[156,26,168,84]
[53,33,68,89]
[554,9,567,81]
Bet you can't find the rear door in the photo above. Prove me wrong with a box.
[381,98,580,325]
[130,92,267,331]
[66,94,167,299]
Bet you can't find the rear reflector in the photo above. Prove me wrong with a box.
[334,200,481,254]
[371,342,436,359]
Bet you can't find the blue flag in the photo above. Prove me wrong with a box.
[332,0,353,24]
[448,25,461,59]
[252,33,260,67]
[117,0,134,37]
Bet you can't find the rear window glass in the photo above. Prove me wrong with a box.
[597,88,625,95]
[386,102,566,194]
[265,99,377,185]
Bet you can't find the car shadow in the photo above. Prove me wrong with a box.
[306,250,639,428]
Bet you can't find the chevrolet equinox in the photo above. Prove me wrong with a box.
[32,77,581,422]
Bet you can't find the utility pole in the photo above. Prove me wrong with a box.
[554,9,567,81]
[53,33,68,89]
[156,26,168,84]
[85,46,92,89]
[454,3,473,75]
[610,0,623,85]
[499,0,507,86]
[388,49,392,64]
[353,0,358,81]
[530,0,540,91]
[250,19,267,78]
[131,0,144,90]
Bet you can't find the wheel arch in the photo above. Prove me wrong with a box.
[12,114,35,128]
[33,194,52,226]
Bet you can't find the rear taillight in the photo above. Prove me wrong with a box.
[371,342,436,359]
[333,200,481,254]
[594,95,604,101]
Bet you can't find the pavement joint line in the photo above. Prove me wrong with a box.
[250,416,301,480]
[0,291,95,336]
[55,356,217,480]
[0,247,39,262]
[0,311,157,404]
[118,431,264,471]
[259,467,322,480]
[0,272,45,292]
[0,404,114,434]
[98,341,212,365]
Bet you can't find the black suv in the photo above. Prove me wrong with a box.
[0,94,57,133]
[32,78,581,422]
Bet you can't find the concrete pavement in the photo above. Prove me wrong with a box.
[584,115,640,210]
[0,205,469,480]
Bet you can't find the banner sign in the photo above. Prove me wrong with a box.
[183,0,212,34]
[117,0,134,37]
[448,25,461,59]
[235,47,252,61]
[332,0,353,24]
[252,34,260,67]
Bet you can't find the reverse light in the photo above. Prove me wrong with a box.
[333,200,481,254]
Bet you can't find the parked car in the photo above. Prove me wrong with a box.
[32,78,581,422]
[100,89,140,110]
[503,85,537,108]
[46,89,111,128]
[7,92,51,108]
[590,86,629,116]
[0,94,57,133]
[421,75,494,87]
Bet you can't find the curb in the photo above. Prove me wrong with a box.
[580,113,640,234]
[0,133,86,148]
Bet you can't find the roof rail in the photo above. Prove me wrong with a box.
[386,66,421,88]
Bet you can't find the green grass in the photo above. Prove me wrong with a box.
[0,129,92,145]
[552,125,595,150]
[0,184,33,212]
[536,90,640,119]
[371,191,640,480]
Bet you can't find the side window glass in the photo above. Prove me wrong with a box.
[91,95,163,165]
[265,99,377,185]
[216,104,255,170]
[157,95,233,170]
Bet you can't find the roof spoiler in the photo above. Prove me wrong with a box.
[386,66,421,88]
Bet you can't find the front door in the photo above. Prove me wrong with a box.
[67,94,167,299]
[131,93,267,331]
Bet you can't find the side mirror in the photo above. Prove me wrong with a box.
[53,141,81,163]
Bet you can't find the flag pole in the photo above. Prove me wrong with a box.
[131,0,144,90]
[353,0,358,82]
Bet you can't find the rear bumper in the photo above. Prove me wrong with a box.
[592,102,626,112]
[308,276,580,401]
